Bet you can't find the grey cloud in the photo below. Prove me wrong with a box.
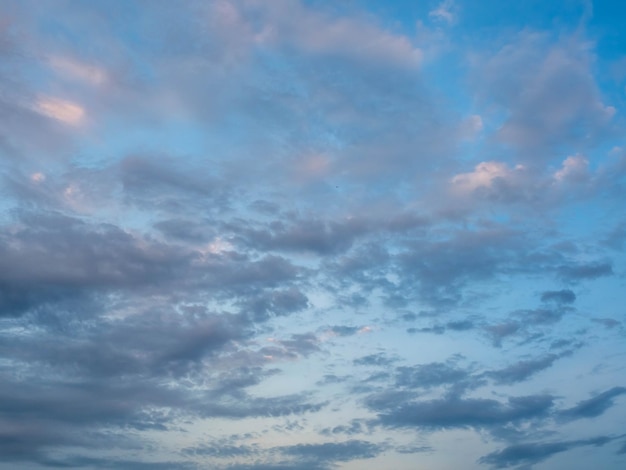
[408,325,446,335]
[373,394,555,430]
[183,442,257,458]
[592,318,622,329]
[559,387,626,420]
[36,456,197,470]
[234,217,369,255]
[446,319,475,331]
[362,371,391,383]
[154,218,215,243]
[395,362,470,389]
[0,375,184,460]
[476,32,613,160]
[240,287,309,322]
[558,261,613,281]
[316,374,349,386]
[0,211,194,316]
[217,439,383,470]
[486,321,522,347]
[485,305,570,347]
[395,227,526,307]
[328,325,360,337]
[479,436,614,469]
[223,464,327,470]
[540,289,576,304]
[320,420,365,436]
[353,353,395,367]
[408,319,476,335]
[280,440,383,463]
[513,308,566,326]
[120,155,227,213]
[259,333,321,360]
[603,221,626,250]
[396,444,433,454]
[486,354,562,385]
[194,392,326,420]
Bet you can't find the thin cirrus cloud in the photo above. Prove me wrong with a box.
[0,1,625,469]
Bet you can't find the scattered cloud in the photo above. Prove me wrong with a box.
[0,1,624,468]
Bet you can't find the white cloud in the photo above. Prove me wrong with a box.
[30,172,46,183]
[451,161,524,193]
[35,96,85,125]
[429,0,456,24]
[49,56,108,86]
[247,0,423,67]
[554,155,589,183]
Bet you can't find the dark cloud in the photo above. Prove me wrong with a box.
[559,387,626,420]
[603,221,626,250]
[216,440,383,470]
[320,420,365,436]
[328,325,361,337]
[446,319,475,331]
[281,440,382,463]
[514,308,566,326]
[259,333,321,360]
[223,464,327,470]
[558,261,613,281]
[395,362,471,389]
[486,353,564,385]
[540,289,576,304]
[373,393,555,430]
[592,318,622,329]
[392,227,533,307]
[234,217,370,255]
[485,321,522,347]
[240,287,309,322]
[353,353,395,367]
[34,456,197,470]
[154,218,214,243]
[184,442,257,458]
[479,436,614,469]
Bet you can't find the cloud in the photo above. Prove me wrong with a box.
[253,0,423,67]
[1,1,625,468]
[48,55,108,86]
[540,289,576,304]
[281,440,383,463]
[395,362,471,389]
[591,318,622,329]
[34,96,85,125]
[451,161,527,194]
[485,321,522,347]
[372,393,555,430]
[479,436,615,469]
[486,354,562,385]
[353,353,396,367]
[429,0,456,24]
[553,155,590,183]
[559,387,626,420]
[474,32,614,159]
[558,261,613,281]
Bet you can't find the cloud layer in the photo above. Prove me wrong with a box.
[0,1,625,469]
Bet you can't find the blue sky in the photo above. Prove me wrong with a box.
[0,1,625,469]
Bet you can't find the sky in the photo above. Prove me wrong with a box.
[0,0,625,469]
